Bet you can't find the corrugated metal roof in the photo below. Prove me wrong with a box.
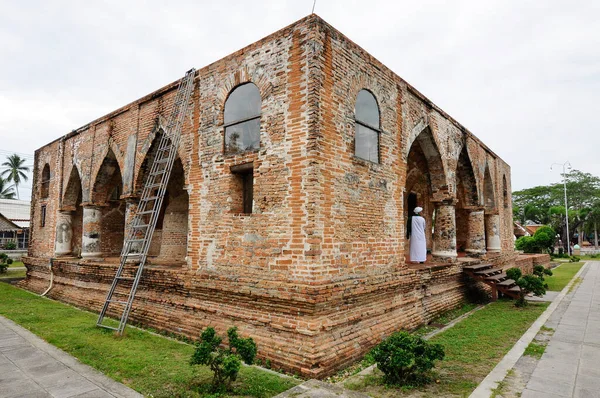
[0,199,31,228]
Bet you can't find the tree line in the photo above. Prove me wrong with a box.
[0,154,30,200]
[513,169,600,249]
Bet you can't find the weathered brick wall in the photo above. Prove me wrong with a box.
[21,256,470,378]
[24,14,518,378]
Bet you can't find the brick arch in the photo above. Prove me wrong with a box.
[91,148,124,204]
[483,162,496,210]
[408,126,448,196]
[135,123,190,191]
[62,163,82,208]
[347,73,393,127]
[214,66,274,126]
[89,138,125,200]
[455,145,479,207]
[502,174,509,209]
[40,163,51,199]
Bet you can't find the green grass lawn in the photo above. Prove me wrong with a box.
[9,260,24,268]
[545,262,584,291]
[0,283,299,397]
[0,268,26,279]
[345,300,549,397]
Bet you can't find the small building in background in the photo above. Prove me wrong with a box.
[0,199,31,249]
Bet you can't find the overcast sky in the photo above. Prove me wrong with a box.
[1,0,598,200]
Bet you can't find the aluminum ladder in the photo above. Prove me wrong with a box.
[97,68,196,334]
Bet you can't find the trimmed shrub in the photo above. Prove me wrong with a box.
[371,331,445,386]
[506,267,550,307]
[190,326,257,392]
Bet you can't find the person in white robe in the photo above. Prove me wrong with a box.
[409,207,427,263]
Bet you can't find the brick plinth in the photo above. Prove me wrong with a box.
[21,255,478,378]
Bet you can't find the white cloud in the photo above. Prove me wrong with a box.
[1,0,598,201]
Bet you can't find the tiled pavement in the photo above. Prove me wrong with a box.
[0,316,141,398]
[522,261,600,398]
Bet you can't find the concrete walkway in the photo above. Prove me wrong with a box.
[522,261,600,398]
[0,316,141,398]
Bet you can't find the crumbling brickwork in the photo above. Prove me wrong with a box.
[23,14,519,378]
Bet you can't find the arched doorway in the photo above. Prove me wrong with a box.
[92,149,125,256]
[483,164,501,253]
[136,132,189,263]
[405,127,448,259]
[455,147,479,253]
[61,165,83,256]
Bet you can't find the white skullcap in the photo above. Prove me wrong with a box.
[414,207,423,214]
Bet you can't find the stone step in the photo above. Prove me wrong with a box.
[474,267,503,277]
[463,263,493,271]
[486,272,507,282]
[497,278,516,286]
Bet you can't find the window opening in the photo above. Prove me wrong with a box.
[224,83,261,154]
[40,205,46,227]
[354,89,380,163]
[41,164,50,198]
[231,163,254,214]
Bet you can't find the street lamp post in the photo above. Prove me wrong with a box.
[551,161,572,254]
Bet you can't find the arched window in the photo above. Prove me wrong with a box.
[41,164,50,199]
[224,83,261,154]
[355,89,380,163]
[503,175,509,209]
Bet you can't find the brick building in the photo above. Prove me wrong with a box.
[23,15,518,377]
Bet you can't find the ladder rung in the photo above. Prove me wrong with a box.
[97,67,196,336]
[97,324,119,331]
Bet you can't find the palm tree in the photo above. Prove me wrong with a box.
[1,154,30,200]
[0,177,16,199]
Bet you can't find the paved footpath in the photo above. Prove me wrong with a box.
[522,261,600,398]
[0,315,141,398]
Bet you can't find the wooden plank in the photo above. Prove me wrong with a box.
[463,264,492,271]
[486,273,507,281]
[475,268,503,276]
[497,279,515,286]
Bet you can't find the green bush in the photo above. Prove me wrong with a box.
[0,253,10,273]
[506,267,550,307]
[570,256,581,262]
[371,331,445,386]
[515,236,536,253]
[190,327,257,392]
[515,226,556,254]
[3,241,16,250]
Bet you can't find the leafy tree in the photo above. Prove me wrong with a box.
[0,177,16,199]
[1,154,30,200]
[515,226,556,253]
[513,169,600,251]
[190,326,257,392]
[371,331,445,386]
[506,267,552,307]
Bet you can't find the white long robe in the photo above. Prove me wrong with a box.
[410,215,427,262]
